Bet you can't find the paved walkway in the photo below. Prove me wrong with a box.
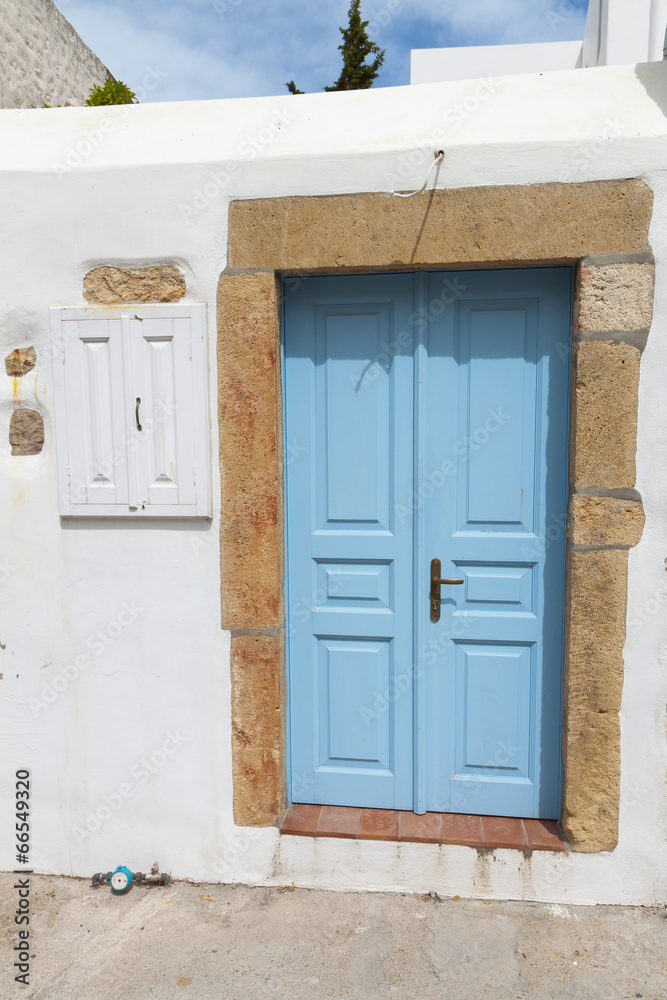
[1,874,665,999]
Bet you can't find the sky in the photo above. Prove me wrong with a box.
[57,0,590,103]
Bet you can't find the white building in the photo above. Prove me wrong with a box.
[1,16,666,907]
[411,0,667,84]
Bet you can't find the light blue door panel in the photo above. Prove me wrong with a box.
[316,307,392,527]
[458,300,538,530]
[315,560,392,609]
[461,563,535,612]
[284,274,416,809]
[318,638,392,766]
[424,268,571,818]
[284,267,571,818]
[455,642,534,776]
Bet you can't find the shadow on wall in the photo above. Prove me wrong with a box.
[634,60,667,120]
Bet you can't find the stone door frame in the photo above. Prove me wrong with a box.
[218,180,654,852]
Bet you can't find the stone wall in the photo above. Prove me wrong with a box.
[0,0,111,109]
[562,253,653,851]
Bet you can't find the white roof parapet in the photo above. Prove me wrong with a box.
[411,0,667,84]
[411,41,583,86]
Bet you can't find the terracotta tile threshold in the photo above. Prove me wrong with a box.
[280,805,569,852]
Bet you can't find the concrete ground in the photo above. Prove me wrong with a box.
[1,874,665,999]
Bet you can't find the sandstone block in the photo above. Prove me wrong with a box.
[231,634,283,752]
[84,265,186,303]
[218,272,281,630]
[562,713,620,853]
[574,340,640,489]
[562,548,627,851]
[567,548,627,714]
[228,180,652,271]
[231,745,282,827]
[5,346,36,377]
[9,408,44,455]
[578,262,654,333]
[571,494,645,547]
[231,634,284,826]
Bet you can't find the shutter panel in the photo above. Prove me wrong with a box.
[130,314,194,509]
[51,311,130,514]
[51,305,210,518]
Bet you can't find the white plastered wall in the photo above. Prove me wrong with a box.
[0,61,666,904]
[410,40,583,85]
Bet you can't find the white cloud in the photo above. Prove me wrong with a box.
[396,0,588,44]
[61,0,301,101]
[57,0,590,101]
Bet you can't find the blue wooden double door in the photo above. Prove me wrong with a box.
[284,268,571,819]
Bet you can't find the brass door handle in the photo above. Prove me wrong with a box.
[430,558,463,622]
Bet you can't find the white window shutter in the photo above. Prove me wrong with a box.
[51,313,130,514]
[50,305,211,518]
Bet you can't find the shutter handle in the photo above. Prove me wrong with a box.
[135,397,142,432]
[430,558,464,622]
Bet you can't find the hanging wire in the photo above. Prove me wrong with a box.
[389,150,445,199]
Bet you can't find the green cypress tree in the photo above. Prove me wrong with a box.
[325,0,385,92]
[286,0,385,95]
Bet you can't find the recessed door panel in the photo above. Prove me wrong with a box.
[457,563,536,615]
[315,560,392,610]
[454,642,533,780]
[316,307,391,529]
[317,638,392,769]
[457,299,538,532]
